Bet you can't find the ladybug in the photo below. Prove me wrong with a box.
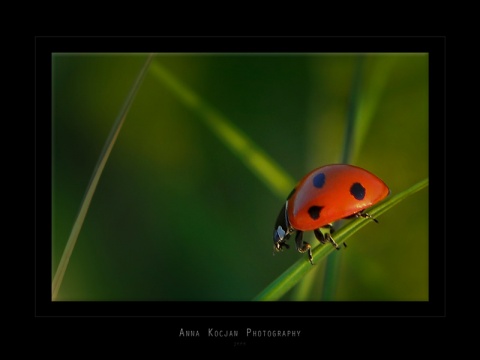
[273,164,390,264]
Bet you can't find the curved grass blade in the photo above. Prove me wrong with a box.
[149,60,295,199]
[51,54,154,300]
[253,177,428,301]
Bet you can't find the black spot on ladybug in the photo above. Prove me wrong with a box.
[287,187,296,200]
[312,172,326,188]
[350,182,366,200]
[308,206,323,220]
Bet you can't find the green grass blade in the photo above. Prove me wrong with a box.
[342,56,364,164]
[253,177,428,301]
[352,56,396,160]
[318,57,365,301]
[294,56,367,301]
[149,61,295,199]
[319,55,396,301]
[51,54,154,300]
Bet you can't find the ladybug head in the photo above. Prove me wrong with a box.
[273,202,292,252]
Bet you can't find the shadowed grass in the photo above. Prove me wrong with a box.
[253,177,428,301]
[51,54,154,300]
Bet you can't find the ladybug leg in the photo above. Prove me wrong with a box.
[361,211,379,223]
[273,241,290,257]
[314,226,340,250]
[325,232,340,250]
[294,231,313,265]
[330,226,347,248]
[313,228,326,244]
[348,211,379,223]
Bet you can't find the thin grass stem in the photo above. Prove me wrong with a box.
[51,54,154,300]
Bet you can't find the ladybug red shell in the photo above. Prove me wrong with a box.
[273,164,390,264]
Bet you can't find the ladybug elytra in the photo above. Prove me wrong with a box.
[273,164,390,264]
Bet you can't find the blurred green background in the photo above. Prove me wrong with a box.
[52,53,428,301]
